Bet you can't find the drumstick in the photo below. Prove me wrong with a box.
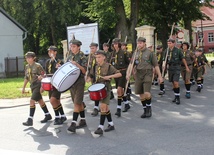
[162,22,175,77]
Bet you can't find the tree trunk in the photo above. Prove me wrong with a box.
[130,0,139,50]
[115,0,128,41]
[184,19,193,50]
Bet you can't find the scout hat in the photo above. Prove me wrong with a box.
[196,48,203,52]
[70,39,82,46]
[167,38,175,43]
[112,38,121,43]
[103,43,109,47]
[95,50,106,56]
[156,45,163,49]
[90,42,98,47]
[137,37,146,42]
[181,42,190,49]
[121,42,127,46]
[25,51,35,58]
[48,45,57,51]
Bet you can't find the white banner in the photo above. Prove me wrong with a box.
[67,23,99,55]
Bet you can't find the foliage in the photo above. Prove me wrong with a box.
[1,0,213,54]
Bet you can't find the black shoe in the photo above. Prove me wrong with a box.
[115,108,121,117]
[172,97,176,102]
[141,108,147,118]
[94,127,103,135]
[197,86,201,92]
[175,97,180,105]
[40,114,52,123]
[104,125,115,132]
[122,104,130,112]
[146,106,152,117]
[67,122,76,133]
[61,116,67,123]
[110,91,114,100]
[201,85,203,89]
[76,119,87,129]
[91,108,99,116]
[185,92,191,99]
[126,94,131,101]
[158,90,165,95]
[23,118,33,126]
[54,118,62,125]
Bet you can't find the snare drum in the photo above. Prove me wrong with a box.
[88,83,107,101]
[41,77,53,91]
[51,62,80,92]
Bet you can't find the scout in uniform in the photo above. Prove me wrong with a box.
[87,42,100,116]
[112,38,131,117]
[163,38,190,105]
[103,42,115,100]
[44,46,67,125]
[193,48,206,92]
[22,52,52,126]
[87,50,122,135]
[126,37,163,118]
[180,42,194,98]
[200,51,209,89]
[66,40,87,133]
[121,42,132,101]
[156,45,166,95]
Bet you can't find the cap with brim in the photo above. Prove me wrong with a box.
[103,43,109,47]
[25,51,35,57]
[48,46,57,51]
[112,38,121,43]
[70,39,82,46]
[137,37,146,42]
[156,45,163,49]
[90,42,98,47]
[196,48,203,52]
[95,50,106,56]
[121,42,127,46]
[181,42,189,48]
[167,38,175,43]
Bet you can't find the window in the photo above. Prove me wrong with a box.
[209,48,214,52]
[208,33,214,42]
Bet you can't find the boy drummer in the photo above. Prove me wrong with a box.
[22,51,52,126]
[44,46,67,125]
[87,50,122,135]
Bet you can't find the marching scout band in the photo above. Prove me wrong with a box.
[22,36,209,135]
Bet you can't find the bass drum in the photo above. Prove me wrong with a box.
[51,62,80,92]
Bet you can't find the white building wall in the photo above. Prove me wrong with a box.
[0,12,24,77]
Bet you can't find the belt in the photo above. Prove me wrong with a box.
[119,68,127,71]
[181,64,192,67]
[169,64,178,66]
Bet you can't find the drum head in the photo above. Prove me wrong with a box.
[51,62,81,92]
[88,83,105,92]
[41,77,51,83]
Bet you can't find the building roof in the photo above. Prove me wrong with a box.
[193,2,214,27]
[0,7,27,32]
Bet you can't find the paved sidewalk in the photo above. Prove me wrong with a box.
[0,69,214,155]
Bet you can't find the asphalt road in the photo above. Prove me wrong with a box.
[0,68,214,155]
